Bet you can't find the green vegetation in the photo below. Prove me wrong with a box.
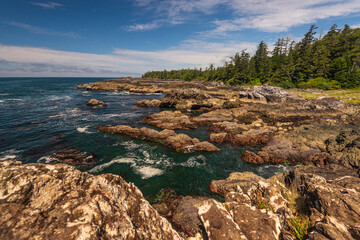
[143,24,360,90]
[287,216,312,240]
[256,199,274,212]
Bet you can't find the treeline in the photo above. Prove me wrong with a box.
[143,24,360,89]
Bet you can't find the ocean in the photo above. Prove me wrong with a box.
[0,77,290,200]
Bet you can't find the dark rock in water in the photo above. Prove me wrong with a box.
[49,149,97,165]
[86,98,108,107]
[0,160,182,240]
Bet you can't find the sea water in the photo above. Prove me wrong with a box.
[0,77,290,200]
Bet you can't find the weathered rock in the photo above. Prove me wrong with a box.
[99,125,218,153]
[0,160,183,240]
[172,196,210,237]
[238,85,302,103]
[160,88,213,110]
[49,149,97,165]
[144,111,197,130]
[241,150,265,164]
[286,165,360,240]
[163,134,200,153]
[136,99,161,107]
[86,98,107,107]
[194,141,220,152]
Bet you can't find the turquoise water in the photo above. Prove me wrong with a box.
[0,77,290,200]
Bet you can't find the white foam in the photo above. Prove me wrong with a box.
[38,156,52,163]
[0,100,4,103]
[77,126,94,134]
[88,157,136,173]
[181,155,207,167]
[0,93,10,96]
[103,113,139,119]
[0,149,20,161]
[135,166,164,179]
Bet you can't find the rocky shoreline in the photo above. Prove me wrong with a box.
[1,77,359,239]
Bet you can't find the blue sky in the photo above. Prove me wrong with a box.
[1,0,360,77]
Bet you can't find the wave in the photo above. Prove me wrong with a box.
[100,91,130,96]
[135,166,163,179]
[180,155,207,167]
[0,93,10,96]
[88,157,136,173]
[0,149,20,161]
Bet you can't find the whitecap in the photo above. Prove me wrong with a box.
[135,166,164,179]
[0,149,20,161]
[0,93,10,96]
[77,126,94,134]
[0,100,4,103]
[88,157,135,173]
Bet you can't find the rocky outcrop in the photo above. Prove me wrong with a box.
[241,123,360,168]
[49,149,98,165]
[238,85,303,103]
[144,111,197,130]
[136,99,161,107]
[0,160,183,240]
[86,98,108,107]
[98,125,219,153]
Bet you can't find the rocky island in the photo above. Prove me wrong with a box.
[1,77,360,240]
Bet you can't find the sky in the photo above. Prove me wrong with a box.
[0,0,360,77]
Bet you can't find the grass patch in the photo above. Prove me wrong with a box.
[290,88,360,104]
[287,215,312,240]
[256,199,274,212]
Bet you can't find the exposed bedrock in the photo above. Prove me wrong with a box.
[151,164,360,240]
[241,123,360,170]
[98,125,220,153]
[0,160,183,240]
[143,111,197,130]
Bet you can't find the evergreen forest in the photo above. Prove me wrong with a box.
[142,24,360,89]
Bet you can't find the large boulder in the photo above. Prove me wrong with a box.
[0,160,183,240]
[86,98,108,107]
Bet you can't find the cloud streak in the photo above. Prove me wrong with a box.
[133,0,360,33]
[124,22,160,32]
[0,40,256,77]
[3,21,80,38]
[30,2,63,9]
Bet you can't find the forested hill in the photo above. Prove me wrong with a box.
[143,24,360,90]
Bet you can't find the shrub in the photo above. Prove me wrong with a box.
[298,77,341,90]
[286,215,312,240]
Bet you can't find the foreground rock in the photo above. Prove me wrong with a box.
[0,160,183,240]
[144,111,197,130]
[86,98,107,107]
[49,149,97,165]
[98,125,220,153]
[238,85,303,103]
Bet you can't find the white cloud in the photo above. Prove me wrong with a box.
[133,0,360,33]
[351,24,360,29]
[0,40,257,77]
[3,21,80,38]
[124,22,160,32]
[30,2,63,9]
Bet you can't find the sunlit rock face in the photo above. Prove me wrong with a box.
[0,160,183,240]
